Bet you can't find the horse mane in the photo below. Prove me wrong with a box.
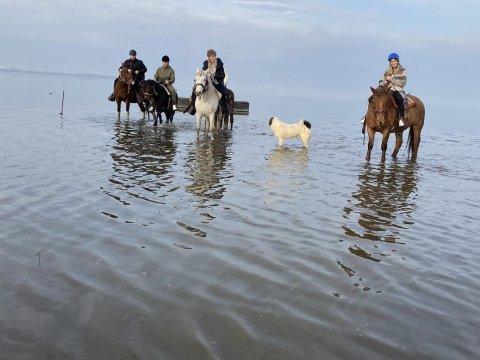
[374,85,390,96]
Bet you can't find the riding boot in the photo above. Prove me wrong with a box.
[183,92,196,115]
[108,79,118,101]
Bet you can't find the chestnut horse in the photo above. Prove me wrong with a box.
[365,85,425,161]
[114,67,145,120]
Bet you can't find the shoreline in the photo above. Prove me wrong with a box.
[0,67,110,79]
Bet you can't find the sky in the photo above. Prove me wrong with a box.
[1,0,479,130]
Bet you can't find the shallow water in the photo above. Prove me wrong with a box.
[1,72,480,359]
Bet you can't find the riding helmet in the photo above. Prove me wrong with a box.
[162,55,170,62]
[207,49,217,57]
[388,52,399,61]
[129,49,137,56]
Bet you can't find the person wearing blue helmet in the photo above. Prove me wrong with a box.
[384,52,407,126]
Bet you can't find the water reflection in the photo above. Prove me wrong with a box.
[267,147,309,173]
[337,161,420,292]
[106,121,178,206]
[343,161,419,244]
[184,134,233,206]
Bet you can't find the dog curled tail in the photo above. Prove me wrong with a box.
[301,120,311,129]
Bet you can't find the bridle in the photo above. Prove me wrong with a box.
[193,74,208,95]
[372,95,390,114]
[119,69,134,95]
[143,84,158,98]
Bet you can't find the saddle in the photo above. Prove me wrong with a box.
[390,94,417,110]
[154,81,173,109]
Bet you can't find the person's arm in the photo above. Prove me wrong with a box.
[202,60,208,71]
[391,70,407,87]
[138,61,147,75]
[169,68,175,84]
[223,67,229,86]
[215,60,225,82]
[383,69,390,81]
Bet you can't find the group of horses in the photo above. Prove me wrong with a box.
[113,67,234,135]
[113,66,426,161]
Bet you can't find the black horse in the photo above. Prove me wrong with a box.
[142,80,175,126]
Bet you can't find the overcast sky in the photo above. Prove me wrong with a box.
[1,0,479,127]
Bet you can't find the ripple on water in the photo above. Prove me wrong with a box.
[1,102,480,359]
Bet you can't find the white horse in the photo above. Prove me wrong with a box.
[193,69,222,137]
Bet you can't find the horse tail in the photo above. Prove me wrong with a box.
[407,126,414,158]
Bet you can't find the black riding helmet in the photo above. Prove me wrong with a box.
[162,55,170,62]
[129,49,137,56]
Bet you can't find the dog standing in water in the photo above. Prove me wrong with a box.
[268,117,312,148]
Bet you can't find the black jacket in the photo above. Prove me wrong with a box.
[202,58,225,83]
[120,58,147,82]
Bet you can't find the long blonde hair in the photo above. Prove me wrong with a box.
[385,63,405,77]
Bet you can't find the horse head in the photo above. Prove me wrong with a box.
[119,67,135,86]
[142,79,156,102]
[194,70,208,96]
[369,85,391,126]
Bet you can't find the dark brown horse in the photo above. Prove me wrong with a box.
[114,67,145,120]
[222,88,235,130]
[142,80,174,127]
[365,85,425,161]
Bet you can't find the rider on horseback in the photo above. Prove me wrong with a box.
[383,52,407,127]
[153,55,178,111]
[108,49,147,103]
[184,48,230,116]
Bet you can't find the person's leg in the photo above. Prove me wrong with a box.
[108,78,118,101]
[168,85,178,110]
[393,91,404,125]
[183,90,196,115]
[214,83,229,116]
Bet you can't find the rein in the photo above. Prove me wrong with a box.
[193,76,208,95]
[119,70,133,95]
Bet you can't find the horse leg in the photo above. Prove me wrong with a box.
[230,113,234,130]
[126,101,130,120]
[365,127,375,161]
[380,131,390,162]
[116,99,121,120]
[158,111,163,125]
[392,131,403,159]
[411,126,422,161]
[196,114,201,134]
[208,113,215,138]
[139,102,145,120]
